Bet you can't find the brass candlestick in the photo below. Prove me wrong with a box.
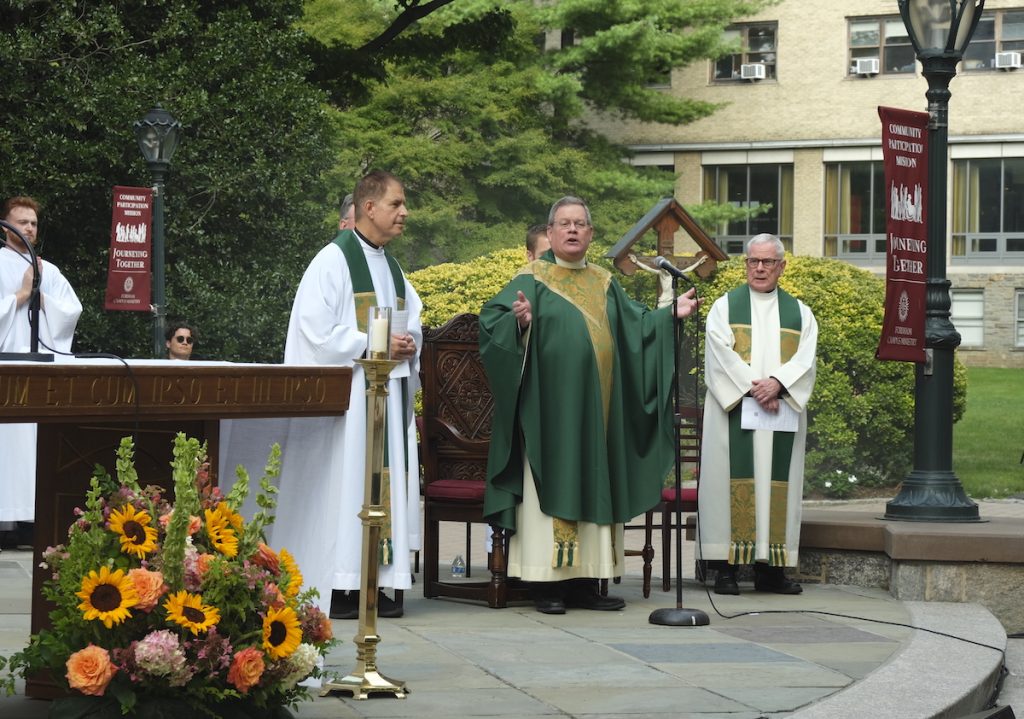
[321,356,407,699]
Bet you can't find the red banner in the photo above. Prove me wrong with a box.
[876,107,928,362]
[104,186,153,312]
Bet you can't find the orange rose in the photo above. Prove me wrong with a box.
[196,553,216,580]
[159,511,202,535]
[128,568,167,612]
[66,644,116,696]
[253,542,280,574]
[227,647,265,694]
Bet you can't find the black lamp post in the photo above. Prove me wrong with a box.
[885,0,984,522]
[133,105,181,358]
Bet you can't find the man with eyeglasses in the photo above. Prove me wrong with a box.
[698,233,818,596]
[165,323,196,360]
[480,195,699,614]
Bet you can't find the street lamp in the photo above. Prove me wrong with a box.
[884,0,984,522]
[133,104,181,358]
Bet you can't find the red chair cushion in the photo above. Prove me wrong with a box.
[425,479,486,502]
[661,486,698,504]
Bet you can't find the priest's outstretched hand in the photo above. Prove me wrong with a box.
[673,287,699,318]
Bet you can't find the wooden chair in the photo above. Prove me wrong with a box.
[621,404,702,595]
[420,313,530,608]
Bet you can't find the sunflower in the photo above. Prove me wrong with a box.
[278,548,302,598]
[77,566,139,628]
[204,503,239,557]
[262,605,302,660]
[164,590,221,635]
[108,504,159,559]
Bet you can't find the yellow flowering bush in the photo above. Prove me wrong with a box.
[0,434,334,718]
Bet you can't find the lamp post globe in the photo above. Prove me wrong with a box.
[133,105,181,358]
[884,0,984,522]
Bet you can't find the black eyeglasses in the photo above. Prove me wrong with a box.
[175,336,194,344]
[745,257,781,268]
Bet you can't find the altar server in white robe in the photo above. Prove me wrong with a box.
[697,233,817,596]
[0,196,82,527]
[273,170,421,620]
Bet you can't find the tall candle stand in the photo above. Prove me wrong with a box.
[321,356,407,699]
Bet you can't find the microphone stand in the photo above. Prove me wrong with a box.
[0,220,54,362]
[649,270,709,627]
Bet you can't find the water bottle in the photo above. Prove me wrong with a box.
[451,554,466,580]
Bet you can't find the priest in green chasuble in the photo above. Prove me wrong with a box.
[480,196,699,614]
[697,233,817,596]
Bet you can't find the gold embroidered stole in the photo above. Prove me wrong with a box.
[532,261,614,568]
[726,286,801,567]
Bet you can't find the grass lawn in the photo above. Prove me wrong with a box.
[954,366,1024,499]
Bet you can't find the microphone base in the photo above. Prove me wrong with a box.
[649,607,710,627]
[0,351,55,362]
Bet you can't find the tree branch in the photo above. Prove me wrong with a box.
[358,0,456,54]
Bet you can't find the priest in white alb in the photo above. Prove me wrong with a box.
[697,233,817,595]
[269,170,422,621]
[0,196,82,539]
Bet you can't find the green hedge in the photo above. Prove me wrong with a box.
[409,252,967,498]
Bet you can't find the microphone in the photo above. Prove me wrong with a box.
[0,219,53,362]
[654,256,685,278]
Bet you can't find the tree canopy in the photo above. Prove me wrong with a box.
[0,0,772,361]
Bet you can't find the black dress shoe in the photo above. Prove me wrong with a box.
[378,591,404,618]
[329,590,358,619]
[535,596,567,614]
[564,582,625,611]
[753,566,803,595]
[330,590,405,618]
[714,568,740,595]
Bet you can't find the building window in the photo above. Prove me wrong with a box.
[951,157,1024,262]
[848,16,915,75]
[824,161,886,261]
[962,10,1024,70]
[1017,290,1024,347]
[702,164,793,254]
[713,23,777,82]
[951,289,984,348]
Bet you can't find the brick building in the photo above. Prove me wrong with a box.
[584,0,1024,367]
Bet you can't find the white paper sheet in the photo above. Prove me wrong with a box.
[740,396,799,433]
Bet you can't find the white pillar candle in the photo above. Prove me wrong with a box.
[369,317,390,354]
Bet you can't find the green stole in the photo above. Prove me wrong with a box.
[333,229,407,565]
[726,286,801,567]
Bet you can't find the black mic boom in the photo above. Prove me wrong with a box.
[654,256,685,279]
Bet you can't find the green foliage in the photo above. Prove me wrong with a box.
[699,256,967,498]
[0,1,335,362]
[410,247,526,327]
[305,0,768,270]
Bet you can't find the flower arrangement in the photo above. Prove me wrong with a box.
[0,434,334,718]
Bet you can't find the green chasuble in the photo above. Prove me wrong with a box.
[480,255,678,533]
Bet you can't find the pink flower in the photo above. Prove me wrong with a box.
[227,647,265,693]
[134,630,192,687]
[66,644,116,696]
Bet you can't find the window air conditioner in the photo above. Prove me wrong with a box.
[995,51,1022,69]
[854,58,880,76]
[740,63,766,81]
